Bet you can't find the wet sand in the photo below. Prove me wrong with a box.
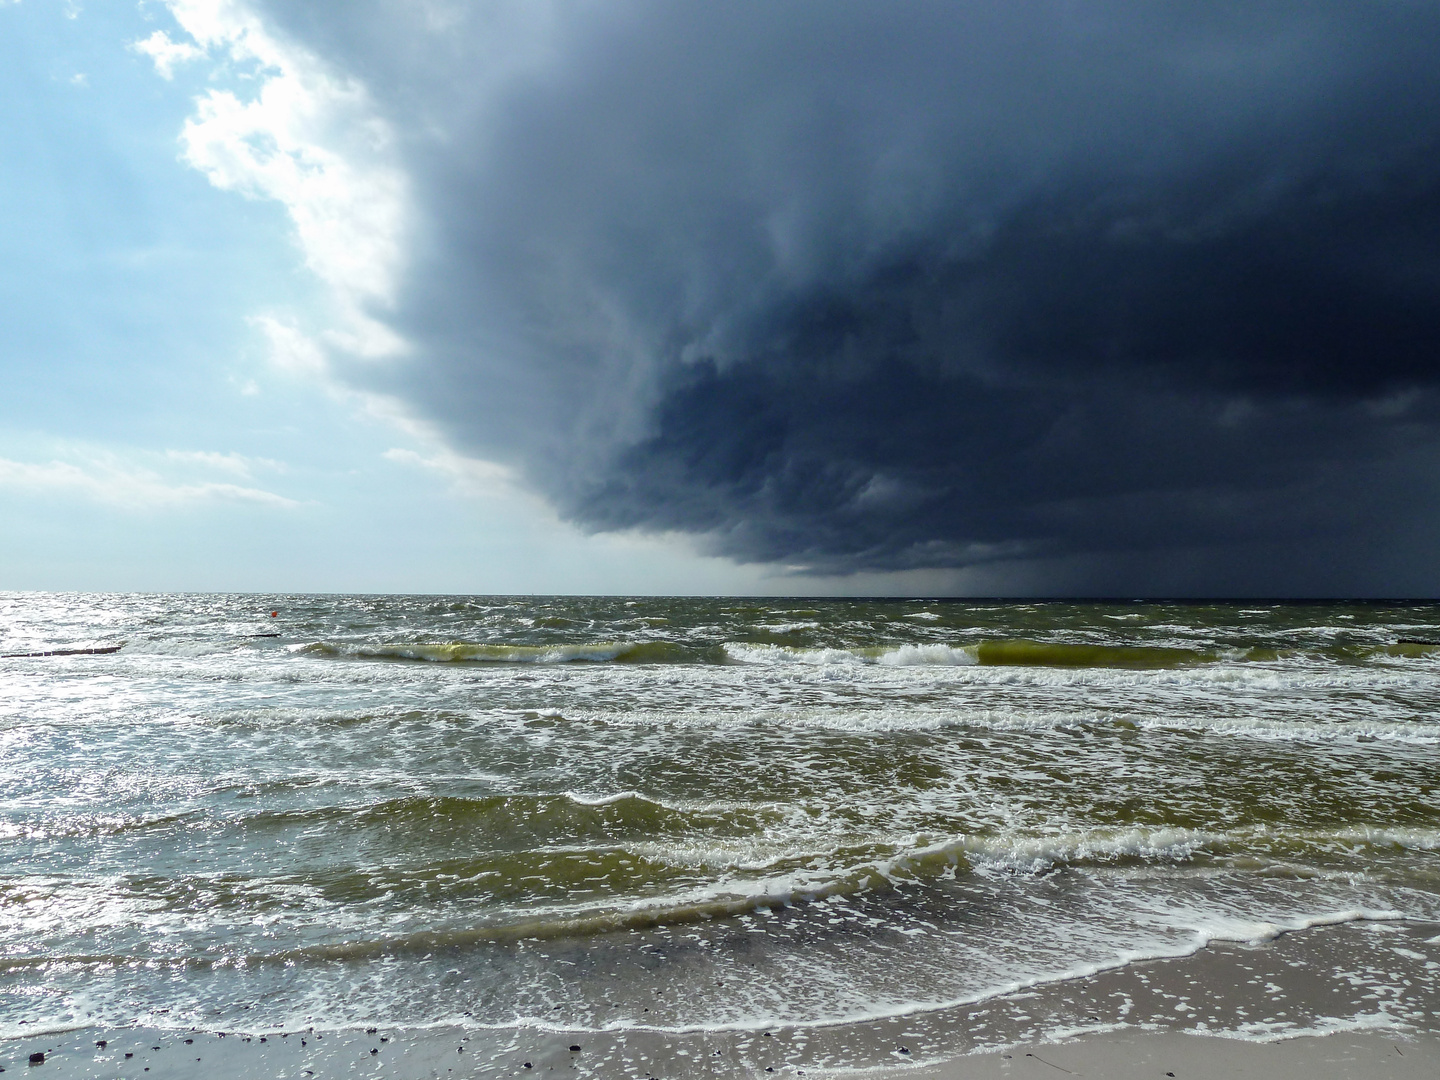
[920,1031,1440,1077]
[5,919,1437,1079]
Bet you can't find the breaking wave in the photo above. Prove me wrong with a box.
[292,640,727,664]
[287,636,1440,670]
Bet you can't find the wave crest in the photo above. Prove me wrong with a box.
[292,640,726,664]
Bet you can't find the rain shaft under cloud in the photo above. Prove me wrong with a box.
[246,0,1440,591]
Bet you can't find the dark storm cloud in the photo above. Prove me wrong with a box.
[266,0,1440,588]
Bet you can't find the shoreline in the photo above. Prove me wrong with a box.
[5,918,1437,1078]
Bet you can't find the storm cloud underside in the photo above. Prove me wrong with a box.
[257,0,1440,590]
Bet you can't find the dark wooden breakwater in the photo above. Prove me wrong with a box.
[1,645,123,659]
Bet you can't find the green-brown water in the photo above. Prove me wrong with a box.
[1,594,1438,1043]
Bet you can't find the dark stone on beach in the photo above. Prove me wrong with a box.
[569,1044,582,1052]
[184,1039,193,1044]
[95,1041,106,1048]
[524,1063,532,1069]
[898,1046,909,1054]
[366,1028,377,1034]
[27,1053,43,1065]
[125,1053,133,1058]
[370,1048,378,1055]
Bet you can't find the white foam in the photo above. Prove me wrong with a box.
[564,789,654,807]
[723,642,977,666]
[1220,1010,1407,1042]
[878,644,978,666]
[958,827,1216,874]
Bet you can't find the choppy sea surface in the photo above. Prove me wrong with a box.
[2,593,1438,1045]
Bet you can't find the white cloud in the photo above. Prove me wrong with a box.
[251,314,330,378]
[149,0,409,362]
[130,29,204,80]
[249,311,517,500]
[135,3,525,522]
[163,449,284,477]
[382,447,514,498]
[0,453,297,509]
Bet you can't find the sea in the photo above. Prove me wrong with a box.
[2,593,1438,1058]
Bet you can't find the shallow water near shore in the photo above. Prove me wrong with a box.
[1,594,1438,1052]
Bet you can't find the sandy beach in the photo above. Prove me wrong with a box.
[6,919,1437,1079]
[7,1027,1436,1080]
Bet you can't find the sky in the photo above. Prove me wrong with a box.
[4,0,1440,597]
